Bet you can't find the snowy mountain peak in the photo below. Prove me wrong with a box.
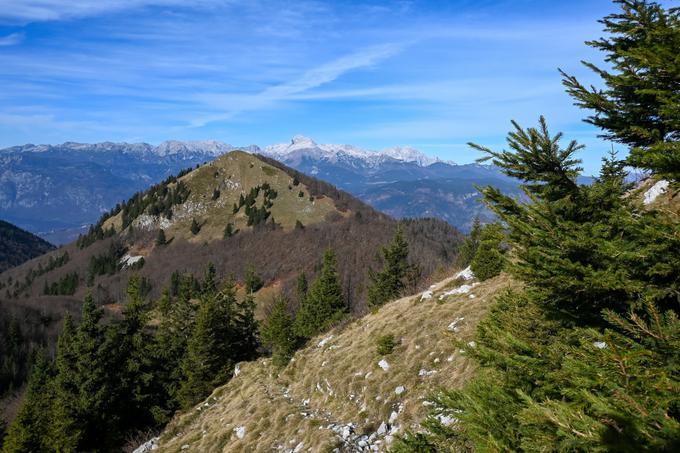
[291,135,317,147]
[381,146,442,166]
[262,136,448,167]
[154,140,235,157]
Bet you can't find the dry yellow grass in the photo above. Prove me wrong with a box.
[102,150,340,244]
[153,272,517,452]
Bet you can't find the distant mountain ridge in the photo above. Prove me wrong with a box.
[0,137,519,242]
[2,140,259,158]
[262,134,448,168]
[0,149,461,314]
[0,220,55,273]
[258,136,523,232]
[0,141,258,243]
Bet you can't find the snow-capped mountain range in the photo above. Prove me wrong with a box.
[2,135,445,167]
[0,137,519,243]
[2,140,252,159]
[261,135,448,167]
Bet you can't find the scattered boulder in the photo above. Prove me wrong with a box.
[643,179,669,205]
[378,359,390,371]
[394,385,406,395]
[447,317,465,332]
[454,266,475,281]
[593,341,607,349]
[435,414,457,426]
[132,437,159,453]
[234,426,246,439]
[317,335,334,348]
[439,284,478,299]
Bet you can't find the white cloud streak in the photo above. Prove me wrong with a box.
[0,0,218,23]
[190,43,404,126]
[0,32,24,46]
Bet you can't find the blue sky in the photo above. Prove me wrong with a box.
[0,0,646,174]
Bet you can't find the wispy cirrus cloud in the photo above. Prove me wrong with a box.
[0,0,219,23]
[0,32,24,46]
[190,42,404,126]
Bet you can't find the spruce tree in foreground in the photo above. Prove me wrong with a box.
[151,287,196,419]
[469,223,507,281]
[114,276,157,432]
[293,249,346,339]
[367,227,415,308]
[560,0,680,179]
[50,296,124,452]
[1,353,54,453]
[178,280,257,408]
[396,113,680,451]
[179,284,234,408]
[260,296,297,367]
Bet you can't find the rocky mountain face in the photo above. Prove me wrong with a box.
[0,141,253,244]
[0,220,55,273]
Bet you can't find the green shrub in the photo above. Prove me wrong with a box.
[470,223,507,281]
[376,334,396,355]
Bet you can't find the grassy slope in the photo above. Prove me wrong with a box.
[103,150,340,243]
[155,272,517,453]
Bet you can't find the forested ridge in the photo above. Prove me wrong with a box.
[0,221,54,274]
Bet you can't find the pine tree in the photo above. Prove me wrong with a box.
[232,293,259,363]
[560,0,680,179]
[49,313,81,452]
[293,249,346,339]
[244,266,263,294]
[155,229,167,246]
[50,296,123,451]
[202,262,217,296]
[367,227,414,308]
[190,218,201,235]
[1,352,54,453]
[296,272,308,307]
[178,282,244,408]
[151,287,195,418]
[223,222,235,238]
[401,113,680,451]
[261,296,297,368]
[112,276,156,432]
[469,223,507,281]
[456,216,482,268]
